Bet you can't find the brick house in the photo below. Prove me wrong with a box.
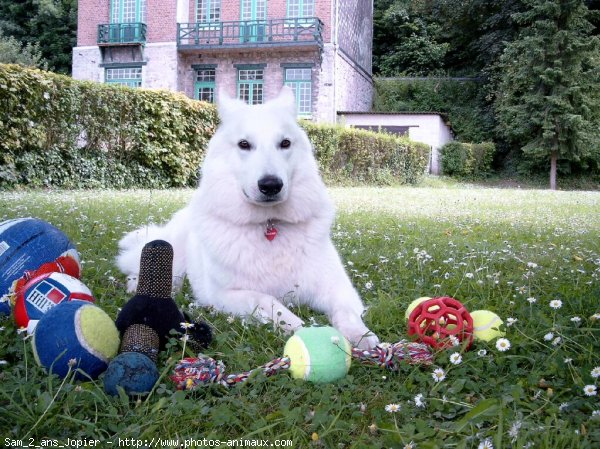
[72,0,374,122]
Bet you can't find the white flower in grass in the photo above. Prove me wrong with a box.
[478,438,493,449]
[506,317,517,327]
[526,297,537,304]
[544,332,554,341]
[477,349,487,357]
[549,299,562,309]
[403,442,416,449]
[385,403,401,413]
[365,281,373,290]
[465,272,474,279]
[559,402,569,412]
[496,338,511,352]
[432,368,446,382]
[592,410,600,418]
[571,316,582,323]
[414,393,426,408]
[180,322,194,329]
[583,385,597,396]
[552,337,561,346]
[592,313,600,320]
[591,367,600,378]
[449,335,460,347]
[449,352,462,365]
[564,358,573,364]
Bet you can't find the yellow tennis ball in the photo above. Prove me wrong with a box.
[470,310,505,341]
[405,297,432,320]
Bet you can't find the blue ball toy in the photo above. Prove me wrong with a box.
[103,352,160,396]
[32,300,120,380]
[0,217,79,316]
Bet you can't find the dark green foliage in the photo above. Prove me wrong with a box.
[494,0,600,187]
[373,77,494,143]
[440,141,495,178]
[0,64,218,189]
[0,31,48,69]
[0,0,77,74]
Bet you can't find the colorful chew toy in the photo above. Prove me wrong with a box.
[32,300,120,380]
[104,240,212,396]
[0,217,79,316]
[170,326,433,390]
[407,296,474,349]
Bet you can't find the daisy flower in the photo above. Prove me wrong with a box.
[543,332,554,341]
[526,297,537,304]
[591,367,600,378]
[477,349,487,357]
[478,438,493,449]
[180,322,194,329]
[496,338,511,352]
[385,403,401,413]
[583,385,597,396]
[571,316,581,323]
[414,393,426,408]
[432,368,446,382]
[559,402,569,412]
[549,299,562,309]
[449,352,462,365]
[506,317,517,326]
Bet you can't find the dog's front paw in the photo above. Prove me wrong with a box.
[340,326,380,350]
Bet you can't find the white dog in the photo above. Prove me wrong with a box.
[116,88,379,349]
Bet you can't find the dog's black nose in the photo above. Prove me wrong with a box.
[257,175,283,196]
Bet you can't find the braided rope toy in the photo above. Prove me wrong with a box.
[171,338,433,391]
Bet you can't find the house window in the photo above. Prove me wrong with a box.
[284,67,312,116]
[197,0,220,23]
[241,0,267,21]
[105,67,142,88]
[238,69,264,105]
[195,68,216,103]
[287,0,315,18]
[111,0,146,23]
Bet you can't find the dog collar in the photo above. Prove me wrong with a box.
[265,219,278,241]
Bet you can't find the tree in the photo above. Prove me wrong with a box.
[0,0,76,74]
[495,0,600,189]
[0,31,48,69]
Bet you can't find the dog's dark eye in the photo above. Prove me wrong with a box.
[238,139,251,150]
[280,139,291,149]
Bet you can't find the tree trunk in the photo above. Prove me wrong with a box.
[550,150,557,190]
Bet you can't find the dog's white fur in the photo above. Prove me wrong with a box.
[116,88,379,349]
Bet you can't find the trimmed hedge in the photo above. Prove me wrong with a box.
[440,141,495,178]
[1,64,428,188]
[302,122,429,185]
[0,64,217,188]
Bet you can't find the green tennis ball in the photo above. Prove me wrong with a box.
[405,297,432,320]
[471,310,505,341]
[284,327,351,383]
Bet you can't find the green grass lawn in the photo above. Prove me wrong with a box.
[0,185,599,448]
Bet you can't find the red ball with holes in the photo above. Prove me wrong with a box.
[407,297,474,349]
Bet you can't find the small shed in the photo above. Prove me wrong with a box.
[337,111,454,175]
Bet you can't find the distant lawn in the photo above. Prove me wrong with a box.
[0,185,599,448]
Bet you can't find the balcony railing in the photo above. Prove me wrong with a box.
[177,17,323,50]
[98,23,147,45]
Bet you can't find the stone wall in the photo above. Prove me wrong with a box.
[72,46,104,83]
[336,0,372,74]
[335,50,373,113]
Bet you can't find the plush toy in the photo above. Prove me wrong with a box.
[0,217,79,316]
[32,300,120,380]
[13,271,94,334]
[470,310,505,341]
[170,326,433,390]
[407,296,474,349]
[103,240,212,396]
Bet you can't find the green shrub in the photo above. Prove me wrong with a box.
[0,64,428,188]
[440,141,495,178]
[0,64,217,188]
[302,122,429,185]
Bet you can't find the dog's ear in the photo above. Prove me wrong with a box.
[217,89,246,122]
[268,86,297,118]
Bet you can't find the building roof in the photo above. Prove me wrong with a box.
[337,110,452,128]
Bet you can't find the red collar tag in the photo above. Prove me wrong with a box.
[265,220,278,241]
